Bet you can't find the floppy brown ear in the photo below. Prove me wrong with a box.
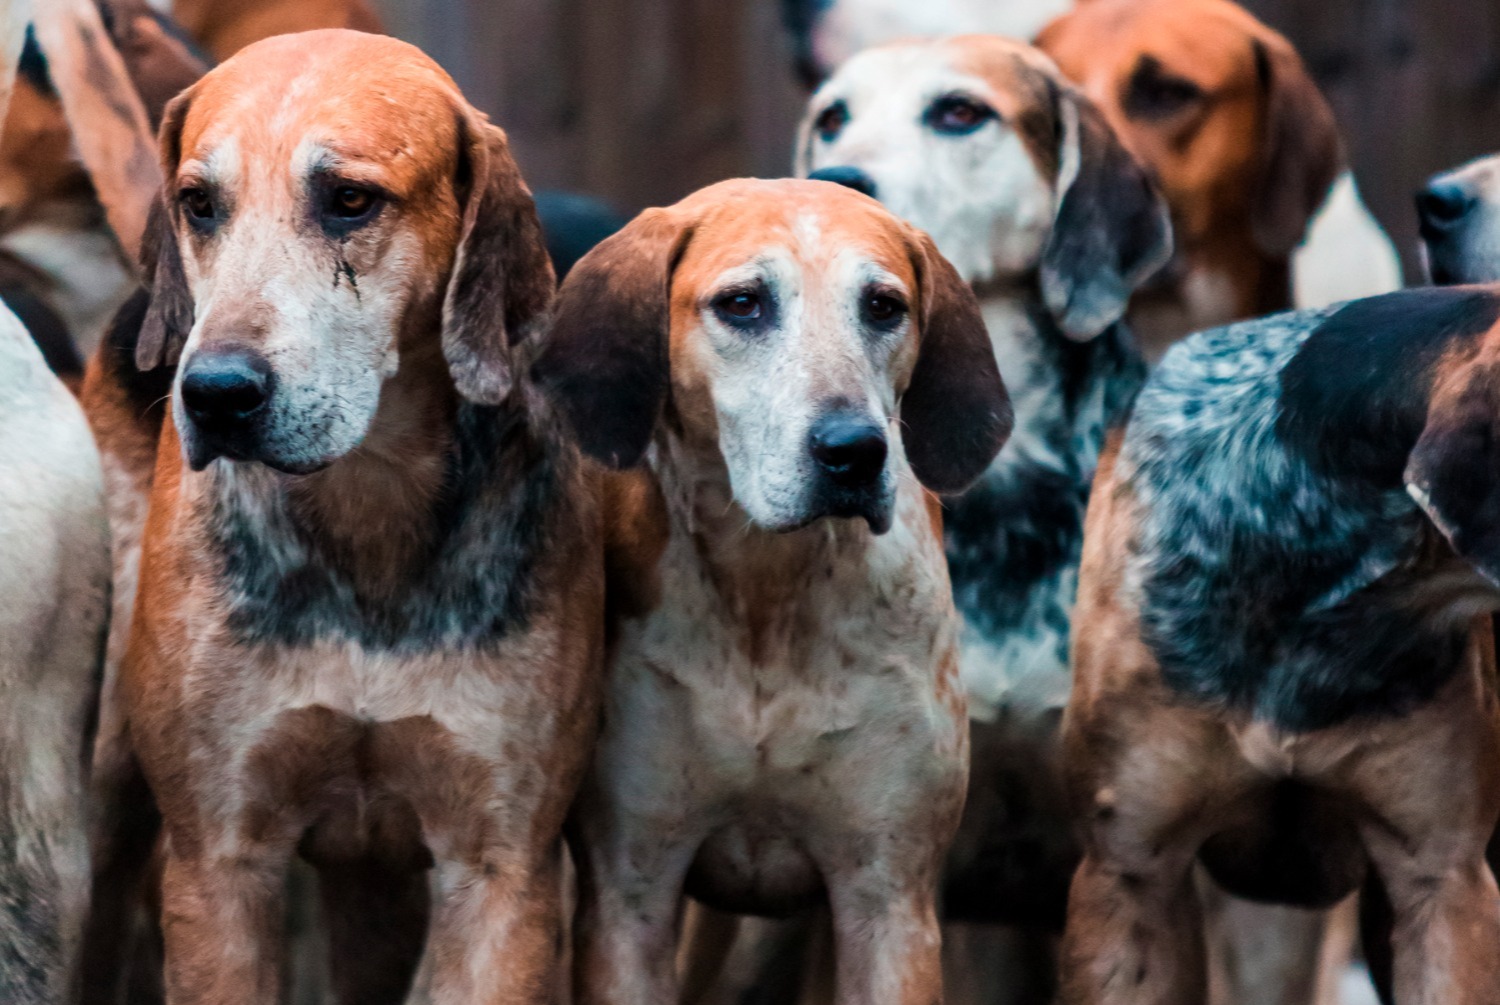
[1251,36,1342,259]
[903,230,1012,494]
[1040,86,1172,341]
[441,113,556,406]
[31,0,162,264]
[532,208,689,468]
[1405,357,1500,586]
[136,89,194,371]
[94,0,210,129]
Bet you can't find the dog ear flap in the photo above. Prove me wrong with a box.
[137,89,194,371]
[94,0,211,130]
[1251,36,1342,259]
[442,113,556,406]
[902,229,1013,494]
[1406,358,1500,586]
[1040,85,1172,341]
[533,208,688,468]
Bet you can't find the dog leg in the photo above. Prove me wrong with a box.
[1343,646,1500,1005]
[414,843,565,1005]
[1059,849,1205,1005]
[156,847,290,1005]
[571,830,698,1005]
[825,866,944,1005]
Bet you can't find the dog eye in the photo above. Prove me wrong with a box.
[815,100,849,141]
[924,95,995,135]
[180,187,214,222]
[863,293,907,327]
[327,185,378,220]
[715,291,764,323]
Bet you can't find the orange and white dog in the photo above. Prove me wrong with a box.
[536,178,1011,1005]
[90,30,600,1002]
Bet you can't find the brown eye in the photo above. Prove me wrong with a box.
[815,100,849,141]
[863,293,907,327]
[180,187,214,221]
[924,95,995,135]
[328,185,376,219]
[719,292,762,320]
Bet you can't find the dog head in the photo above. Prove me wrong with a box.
[797,35,1171,340]
[1419,154,1500,286]
[535,178,1011,534]
[140,29,552,474]
[1038,0,1341,265]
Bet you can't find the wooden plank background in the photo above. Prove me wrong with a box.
[373,0,1500,278]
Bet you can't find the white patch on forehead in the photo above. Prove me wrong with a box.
[793,212,825,256]
[269,68,323,139]
[802,47,1056,285]
[185,136,241,188]
[292,138,336,178]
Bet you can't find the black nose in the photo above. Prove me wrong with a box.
[181,349,271,431]
[1417,179,1475,236]
[807,166,877,199]
[809,415,887,488]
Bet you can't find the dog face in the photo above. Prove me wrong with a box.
[1038,0,1340,262]
[536,178,1011,533]
[1419,154,1500,285]
[140,29,551,473]
[797,36,1171,340]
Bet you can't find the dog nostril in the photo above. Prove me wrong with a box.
[181,350,271,427]
[1417,180,1474,233]
[810,417,888,487]
[807,166,878,200]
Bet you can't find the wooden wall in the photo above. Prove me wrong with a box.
[372,0,805,215]
[374,0,1500,277]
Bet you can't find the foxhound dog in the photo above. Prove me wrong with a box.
[535,178,1011,1005]
[89,30,598,1003]
[1064,285,1500,1005]
[1038,0,1397,358]
[796,34,1169,998]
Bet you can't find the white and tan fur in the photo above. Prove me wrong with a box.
[535,177,1010,1005]
[0,7,110,998]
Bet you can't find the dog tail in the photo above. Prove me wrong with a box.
[28,0,207,267]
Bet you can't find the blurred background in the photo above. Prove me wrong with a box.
[368,0,1500,281]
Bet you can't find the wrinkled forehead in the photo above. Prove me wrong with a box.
[674,191,917,298]
[176,40,462,194]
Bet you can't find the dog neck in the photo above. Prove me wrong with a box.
[199,340,460,605]
[650,425,878,602]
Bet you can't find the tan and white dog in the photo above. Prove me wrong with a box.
[535,178,1010,1005]
[88,30,600,1003]
[793,33,1171,1003]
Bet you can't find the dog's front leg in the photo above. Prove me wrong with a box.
[824,859,945,1005]
[157,845,290,1005]
[570,818,700,1005]
[411,843,567,1005]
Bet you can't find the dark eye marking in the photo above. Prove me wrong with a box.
[311,174,387,237]
[179,186,218,232]
[861,288,908,330]
[711,283,777,333]
[922,94,997,136]
[1122,55,1205,122]
[815,99,850,141]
